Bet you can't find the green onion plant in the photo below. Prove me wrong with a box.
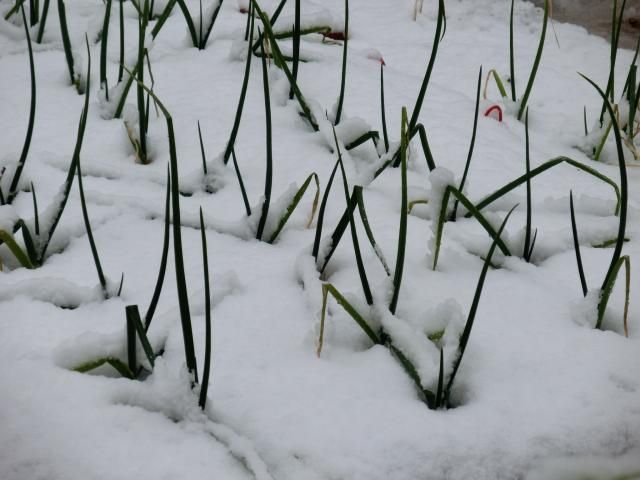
[485,0,549,121]
[569,191,588,297]
[441,206,516,406]
[380,63,389,153]
[255,35,273,241]
[334,128,373,305]
[73,304,157,379]
[99,0,113,100]
[2,4,36,206]
[76,156,115,298]
[580,73,629,333]
[468,156,622,217]
[383,0,444,171]
[223,9,254,165]
[0,35,91,271]
[450,66,482,222]
[198,207,212,409]
[432,185,512,270]
[135,0,150,164]
[599,0,627,125]
[58,0,82,91]
[231,148,252,217]
[513,0,548,120]
[174,0,224,49]
[388,108,409,314]
[253,0,318,131]
[522,110,536,262]
[144,167,171,330]
[123,69,199,380]
[4,0,51,43]
[317,108,514,409]
[228,28,319,242]
[333,0,348,125]
[289,0,300,100]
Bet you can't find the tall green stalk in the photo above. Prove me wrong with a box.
[509,0,516,101]
[444,206,516,406]
[389,108,408,315]
[35,0,50,43]
[289,0,300,100]
[252,0,318,131]
[125,68,200,379]
[136,0,149,164]
[57,0,77,88]
[39,36,91,263]
[5,4,36,205]
[380,63,389,153]
[580,75,628,331]
[569,191,588,297]
[334,0,348,124]
[523,110,533,261]
[450,66,481,221]
[224,9,254,164]
[408,0,445,131]
[198,207,212,410]
[599,0,627,124]
[256,35,272,241]
[332,129,372,305]
[144,167,171,330]
[231,148,252,217]
[29,0,37,25]
[168,125,197,381]
[100,0,113,100]
[118,0,124,82]
[312,159,340,261]
[517,0,548,120]
[76,159,109,297]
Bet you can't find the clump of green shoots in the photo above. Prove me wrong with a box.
[57,0,83,92]
[318,108,515,409]
[113,79,209,390]
[311,143,390,277]
[569,73,630,336]
[429,148,622,267]
[385,0,444,172]
[466,155,621,218]
[591,16,640,162]
[223,6,255,165]
[109,0,183,122]
[73,304,156,379]
[1,4,36,207]
[1,36,94,271]
[449,66,482,222]
[4,0,52,43]
[174,0,224,49]
[485,0,549,121]
[333,0,348,125]
[254,36,320,243]
[289,0,301,100]
[252,0,318,131]
[132,0,151,164]
[76,151,124,298]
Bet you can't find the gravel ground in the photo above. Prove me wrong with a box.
[532,0,640,49]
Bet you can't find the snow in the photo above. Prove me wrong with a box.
[2,0,640,479]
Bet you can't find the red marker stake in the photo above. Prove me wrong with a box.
[484,105,503,122]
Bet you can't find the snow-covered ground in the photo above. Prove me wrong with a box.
[1,0,640,479]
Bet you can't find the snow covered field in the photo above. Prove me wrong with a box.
[1,0,640,478]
